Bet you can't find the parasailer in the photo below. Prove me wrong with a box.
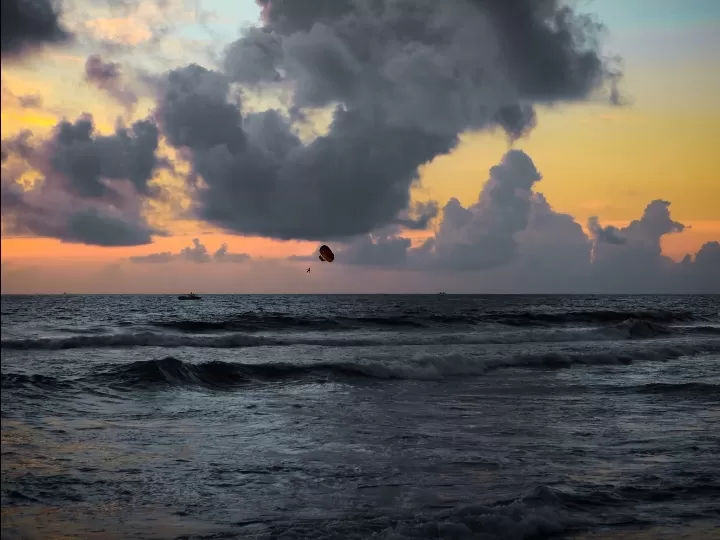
[306,245,335,273]
[318,245,335,263]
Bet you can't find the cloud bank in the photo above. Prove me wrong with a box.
[155,0,619,241]
[3,0,621,246]
[1,114,166,246]
[297,150,718,293]
[130,238,250,264]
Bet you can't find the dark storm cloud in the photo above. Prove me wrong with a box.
[63,209,156,246]
[84,54,138,111]
[158,0,620,241]
[1,0,72,59]
[222,27,282,85]
[1,178,156,246]
[51,114,162,197]
[157,64,245,152]
[1,114,165,246]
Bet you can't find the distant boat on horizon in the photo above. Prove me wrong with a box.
[178,293,202,300]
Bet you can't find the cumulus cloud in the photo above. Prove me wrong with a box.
[130,238,250,264]
[424,150,544,270]
[155,0,620,241]
[214,243,251,263]
[588,216,625,245]
[1,114,165,246]
[293,150,718,293]
[1,0,72,59]
[84,54,138,112]
[179,237,211,263]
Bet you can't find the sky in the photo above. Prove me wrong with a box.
[1,0,719,294]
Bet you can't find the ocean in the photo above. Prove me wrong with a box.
[1,294,719,540]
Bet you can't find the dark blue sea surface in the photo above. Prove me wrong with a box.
[1,294,719,539]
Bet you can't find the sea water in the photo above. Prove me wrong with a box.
[2,294,719,539]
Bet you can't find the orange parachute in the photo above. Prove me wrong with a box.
[318,245,335,263]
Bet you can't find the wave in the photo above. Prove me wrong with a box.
[3,319,717,351]
[103,342,720,384]
[101,357,377,388]
[6,342,717,394]
[146,309,706,334]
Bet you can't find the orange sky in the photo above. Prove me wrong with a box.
[2,1,719,293]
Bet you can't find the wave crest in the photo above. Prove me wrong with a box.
[3,322,717,351]
[6,342,713,394]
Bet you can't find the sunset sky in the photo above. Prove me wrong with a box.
[1,0,719,293]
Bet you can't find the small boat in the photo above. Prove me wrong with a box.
[178,293,202,300]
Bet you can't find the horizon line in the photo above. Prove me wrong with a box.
[1,292,718,296]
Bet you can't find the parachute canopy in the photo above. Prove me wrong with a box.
[318,245,335,263]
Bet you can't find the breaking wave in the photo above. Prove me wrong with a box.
[4,342,718,392]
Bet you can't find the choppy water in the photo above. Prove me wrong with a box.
[2,294,719,540]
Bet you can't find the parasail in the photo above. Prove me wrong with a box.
[318,245,335,263]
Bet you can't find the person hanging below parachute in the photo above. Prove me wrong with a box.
[307,245,335,273]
